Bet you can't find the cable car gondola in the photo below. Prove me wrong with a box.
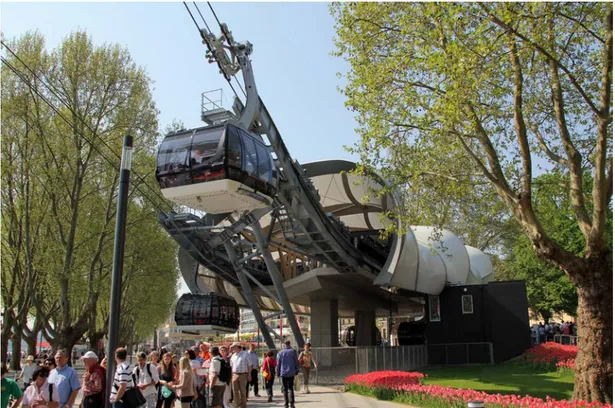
[175,293,239,333]
[156,123,277,213]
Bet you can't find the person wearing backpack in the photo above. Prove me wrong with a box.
[21,366,60,408]
[208,347,228,408]
[81,352,106,408]
[133,352,159,408]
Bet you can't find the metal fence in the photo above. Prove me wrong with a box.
[553,335,578,345]
[311,345,428,385]
[426,342,494,365]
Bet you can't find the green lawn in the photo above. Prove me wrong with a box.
[420,362,574,400]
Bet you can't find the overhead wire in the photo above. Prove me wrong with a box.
[0,42,175,215]
[182,1,203,35]
[206,1,248,99]
[182,2,241,101]
[192,1,212,35]
[1,56,173,217]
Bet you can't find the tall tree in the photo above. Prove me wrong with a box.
[1,30,178,358]
[332,3,612,402]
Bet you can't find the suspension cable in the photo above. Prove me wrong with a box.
[192,2,212,35]
[182,2,240,101]
[1,42,175,214]
[182,2,203,35]
[206,1,248,99]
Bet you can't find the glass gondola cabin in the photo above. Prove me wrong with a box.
[175,293,239,333]
[156,123,277,213]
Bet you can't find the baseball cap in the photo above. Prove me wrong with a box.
[81,351,98,360]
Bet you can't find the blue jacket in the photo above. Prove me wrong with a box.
[276,346,299,377]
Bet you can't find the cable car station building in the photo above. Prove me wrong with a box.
[155,23,530,362]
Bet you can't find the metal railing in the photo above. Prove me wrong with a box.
[426,342,494,366]
[311,345,428,385]
[553,334,578,345]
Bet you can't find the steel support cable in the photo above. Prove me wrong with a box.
[2,45,265,294]
[192,2,212,35]
[1,41,175,214]
[3,54,230,291]
[1,56,174,218]
[205,1,246,99]
[182,2,239,100]
[183,1,204,34]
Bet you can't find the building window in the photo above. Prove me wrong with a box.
[428,295,441,322]
[462,295,474,314]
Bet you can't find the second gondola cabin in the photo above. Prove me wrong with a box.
[156,123,277,213]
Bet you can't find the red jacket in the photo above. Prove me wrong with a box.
[262,357,276,374]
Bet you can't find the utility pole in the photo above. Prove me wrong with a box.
[105,136,133,408]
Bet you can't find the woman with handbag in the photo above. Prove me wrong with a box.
[261,351,276,403]
[170,357,194,408]
[156,353,176,408]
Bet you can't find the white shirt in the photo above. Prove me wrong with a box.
[20,364,36,386]
[110,361,134,402]
[209,358,225,387]
[133,363,159,397]
[22,381,60,407]
[230,351,250,374]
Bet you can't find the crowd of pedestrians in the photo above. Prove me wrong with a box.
[2,341,318,408]
[531,321,577,344]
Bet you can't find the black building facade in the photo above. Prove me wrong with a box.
[425,280,532,364]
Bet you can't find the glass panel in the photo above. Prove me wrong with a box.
[191,128,224,167]
[429,295,441,322]
[256,142,272,182]
[241,132,258,176]
[157,134,191,175]
[226,126,242,168]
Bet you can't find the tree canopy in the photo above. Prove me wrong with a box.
[1,30,179,361]
[332,2,612,402]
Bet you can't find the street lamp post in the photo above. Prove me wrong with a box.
[104,136,133,408]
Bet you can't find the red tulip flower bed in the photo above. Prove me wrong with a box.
[344,371,612,408]
[520,342,578,371]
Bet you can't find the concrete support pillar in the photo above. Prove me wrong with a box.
[310,298,338,367]
[355,310,377,346]
[310,298,339,347]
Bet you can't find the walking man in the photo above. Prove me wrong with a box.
[109,348,135,408]
[133,352,159,408]
[48,349,81,408]
[276,341,299,408]
[209,347,227,408]
[245,344,260,398]
[16,356,36,392]
[229,342,251,408]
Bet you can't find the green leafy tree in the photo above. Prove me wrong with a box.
[1,30,178,359]
[332,3,612,402]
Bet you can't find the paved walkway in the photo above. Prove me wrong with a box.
[71,384,410,408]
[242,385,411,408]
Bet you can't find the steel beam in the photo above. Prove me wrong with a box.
[224,241,275,349]
[252,223,305,348]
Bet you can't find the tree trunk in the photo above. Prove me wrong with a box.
[539,310,551,323]
[1,337,8,366]
[24,335,37,357]
[572,255,613,403]
[54,331,79,368]
[88,332,105,353]
[10,331,22,371]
